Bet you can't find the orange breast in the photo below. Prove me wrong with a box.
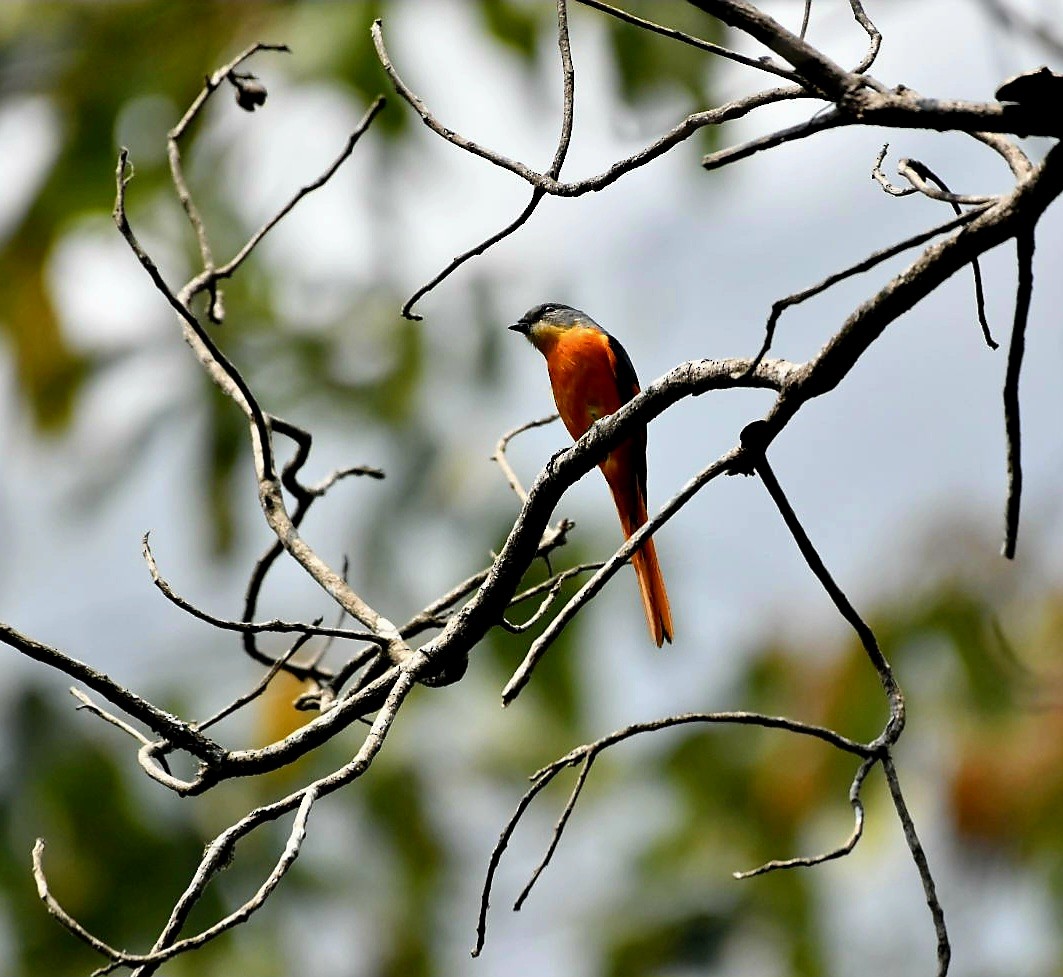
[545,327,624,443]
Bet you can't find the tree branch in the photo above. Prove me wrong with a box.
[1002,229,1035,558]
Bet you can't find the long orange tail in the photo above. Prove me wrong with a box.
[615,493,673,647]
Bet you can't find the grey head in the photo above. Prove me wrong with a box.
[509,302,594,335]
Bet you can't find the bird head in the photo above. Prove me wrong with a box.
[509,302,591,353]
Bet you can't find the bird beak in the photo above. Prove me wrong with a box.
[509,322,530,334]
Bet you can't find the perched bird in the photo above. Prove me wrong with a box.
[510,303,673,646]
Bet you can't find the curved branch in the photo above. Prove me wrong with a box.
[120,667,419,976]
[116,138,403,652]
[734,754,876,878]
[143,533,386,646]
[473,708,872,955]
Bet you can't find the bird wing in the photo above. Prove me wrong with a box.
[605,331,647,502]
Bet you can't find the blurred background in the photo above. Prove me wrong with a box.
[1,1,1062,974]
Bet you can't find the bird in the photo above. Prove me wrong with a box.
[510,302,673,646]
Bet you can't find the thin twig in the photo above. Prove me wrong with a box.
[502,447,739,706]
[748,202,989,370]
[1002,229,1035,558]
[142,533,387,646]
[196,631,316,734]
[846,0,882,73]
[70,688,154,747]
[744,430,903,733]
[493,415,560,503]
[576,0,797,79]
[509,562,603,605]
[881,752,951,976]
[512,752,595,910]
[238,416,383,679]
[166,43,291,321]
[897,158,998,206]
[120,60,397,647]
[400,569,490,638]
[895,157,997,348]
[734,755,876,878]
[188,96,387,304]
[702,107,843,171]
[473,708,871,955]
[500,563,598,634]
[402,189,546,320]
[376,14,808,199]
[471,768,556,958]
[394,0,574,319]
[871,143,916,197]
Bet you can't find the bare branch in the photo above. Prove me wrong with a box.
[1002,230,1035,559]
[686,0,864,97]
[131,667,416,976]
[166,43,290,321]
[493,414,559,503]
[512,751,595,910]
[701,107,844,171]
[401,189,546,320]
[980,134,1035,185]
[70,688,154,748]
[896,158,998,206]
[238,416,383,681]
[473,708,872,955]
[734,755,876,879]
[187,96,387,307]
[509,562,603,606]
[846,0,882,74]
[117,146,404,654]
[196,631,315,734]
[401,0,574,319]
[575,0,797,80]
[749,203,990,370]
[501,562,601,634]
[871,142,917,197]
[502,446,739,706]
[742,428,903,730]
[687,1,1062,136]
[375,15,809,200]
[1,622,220,761]
[892,157,997,348]
[881,753,951,976]
[142,533,386,646]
